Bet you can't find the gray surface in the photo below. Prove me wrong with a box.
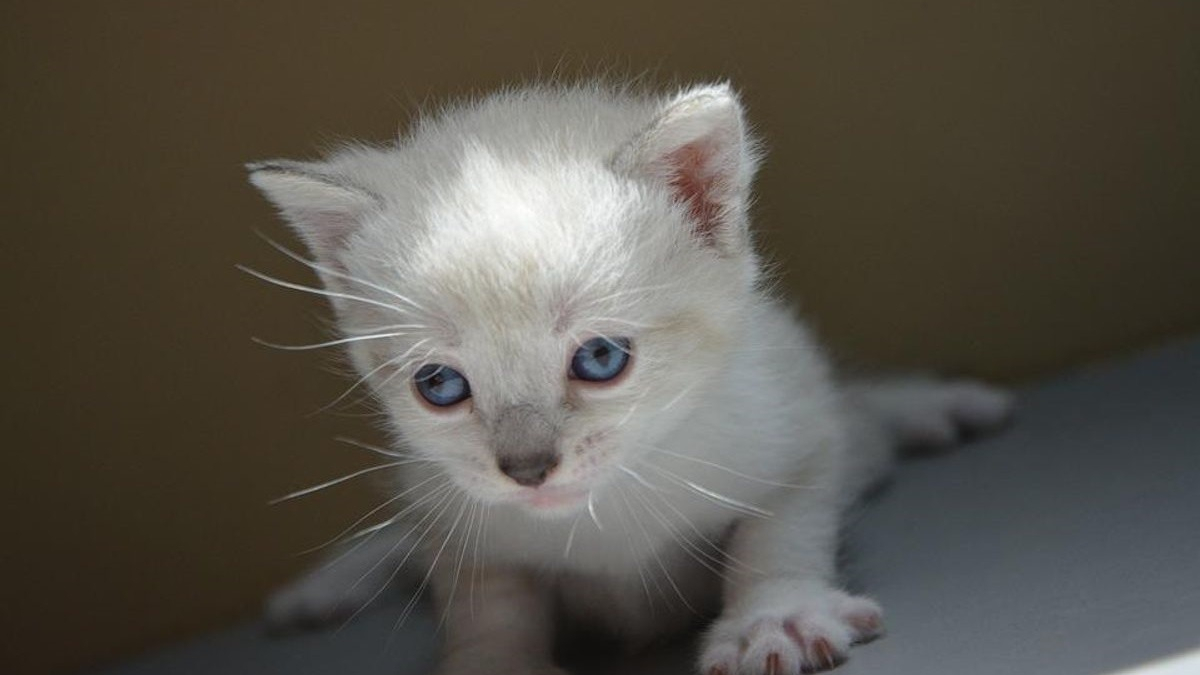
[91,339,1200,675]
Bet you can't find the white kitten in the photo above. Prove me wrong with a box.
[248,82,1012,675]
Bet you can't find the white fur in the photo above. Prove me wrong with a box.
[250,81,1012,674]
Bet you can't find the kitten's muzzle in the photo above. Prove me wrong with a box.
[491,403,561,488]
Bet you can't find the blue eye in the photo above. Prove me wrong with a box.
[570,337,632,382]
[414,364,471,407]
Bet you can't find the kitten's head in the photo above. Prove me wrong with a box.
[250,83,763,517]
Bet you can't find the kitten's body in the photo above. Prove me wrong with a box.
[250,82,1011,675]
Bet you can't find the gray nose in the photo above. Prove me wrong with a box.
[498,453,560,487]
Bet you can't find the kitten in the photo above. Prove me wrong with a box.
[248,81,1012,675]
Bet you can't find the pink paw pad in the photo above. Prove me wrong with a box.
[839,597,885,644]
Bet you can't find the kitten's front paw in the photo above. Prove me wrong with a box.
[698,584,882,675]
[877,378,1015,449]
[264,573,374,632]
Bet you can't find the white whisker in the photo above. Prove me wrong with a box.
[616,399,641,429]
[315,338,431,414]
[643,462,774,519]
[303,476,447,556]
[441,499,478,628]
[588,316,658,330]
[237,265,413,317]
[658,384,694,413]
[334,436,412,460]
[563,515,582,560]
[564,329,588,351]
[406,494,471,631]
[624,477,734,582]
[302,519,401,585]
[630,466,766,578]
[251,331,411,351]
[270,461,414,505]
[385,348,438,385]
[613,481,666,608]
[642,444,812,491]
[256,233,431,315]
[587,491,604,531]
[618,464,659,492]
[331,519,393,551]
[339,486,456,629]
[583,328,632,355]
[614,481,698,615]
[579,283,681,309]
[356,347,437,408]
[343,322,429,336]
[309,518,401,577]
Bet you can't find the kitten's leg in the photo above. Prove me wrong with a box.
[433,567,565,675]
[838,376,1014,496]
[698,378,1012,674]
[845,376,1014,450]
[697,489,880,675]
[265,530,414,631]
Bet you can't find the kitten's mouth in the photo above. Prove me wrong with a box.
[517,483,588,510]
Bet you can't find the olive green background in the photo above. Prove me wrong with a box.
[3,2,1197,673]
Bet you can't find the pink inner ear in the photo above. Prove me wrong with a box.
[665,143,724,244]
[299,209,358,274]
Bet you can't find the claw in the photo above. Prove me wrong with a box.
[806,637,845,673]
[783,618,806,647]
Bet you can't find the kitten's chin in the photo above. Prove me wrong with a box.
[511,483,590,518]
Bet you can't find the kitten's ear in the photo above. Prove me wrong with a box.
[613,83,759,251]
[246,160,377,272]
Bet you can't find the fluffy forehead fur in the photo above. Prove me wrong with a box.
[250,82,766,513]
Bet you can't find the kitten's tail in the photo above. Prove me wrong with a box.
[838,375,1015,496]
